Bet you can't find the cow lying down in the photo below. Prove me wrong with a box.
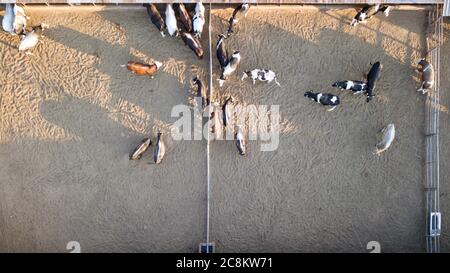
[241,69,280,86]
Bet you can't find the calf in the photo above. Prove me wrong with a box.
[417,59,434,94]
[241,69,280,86]
[304,91,340,111]
[373,124,395,155]
[332,80,367,94]
[366,62,382,103]
[351,4,390,26]
[121,61,163,78]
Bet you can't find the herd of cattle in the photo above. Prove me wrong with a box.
[303,4,435,155]
[128,3,254,160]
[1,4,48,53]
[1,3,435,161]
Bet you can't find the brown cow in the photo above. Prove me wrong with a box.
[121,61,163,78]
[174,3,192,32]
[417,59,434,94]
[181,32,203,59]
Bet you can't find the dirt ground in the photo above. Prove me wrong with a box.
[0,5,209,252]
[438,20,450,253]
[0,5,429,252]
[210,6,426,252]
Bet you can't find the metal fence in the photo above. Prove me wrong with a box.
[425,3,442,254]
[3,0,446,5]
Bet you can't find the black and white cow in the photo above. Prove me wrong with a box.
[304,91,340,111]
[226,3,250,36]
[218,51,241,87]
[332,80,367,94]
[351,4,390,26]
[193,2,205,38]
[153,132,165,164]
[181,32,203,59]
[417,59,434,94]
[193,76,208,111]
[18,23,48,53]
[241,69,280,86]
[366,62,382,103]
[216,34,228,69]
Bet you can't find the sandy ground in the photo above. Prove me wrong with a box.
[0,6,209,252]
[438,20,450,252]
[0,5,429,252]
[210,7,426,252]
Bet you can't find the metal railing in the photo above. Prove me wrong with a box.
[424,3,442,254]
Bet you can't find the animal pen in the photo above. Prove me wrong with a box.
[0,1,447,253]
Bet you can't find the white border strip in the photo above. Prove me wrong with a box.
[206,1,213,252]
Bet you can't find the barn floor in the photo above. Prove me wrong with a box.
[0,5,429,252]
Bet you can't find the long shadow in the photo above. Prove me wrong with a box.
[209,7,427,253]
[43,5,210,134]
[0,5,429,253]
[0,6,209,252]
[46,26,187,119]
